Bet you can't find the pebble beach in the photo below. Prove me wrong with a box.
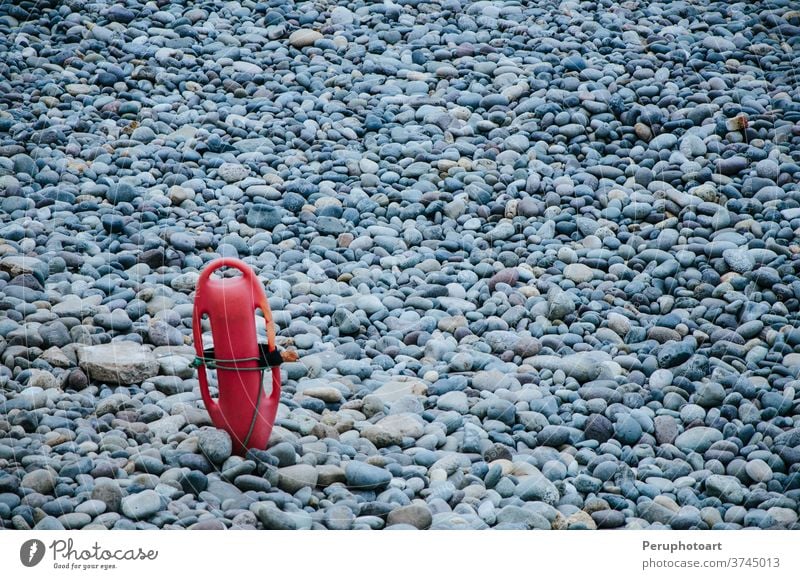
[1,0,800,530]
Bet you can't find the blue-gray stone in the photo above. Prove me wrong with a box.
[106,182,138,204]
[345,461,391,490]
[615,415,643,446]
[246,204,282,230]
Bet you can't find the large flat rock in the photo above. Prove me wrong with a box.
[370,379,428,404]
[78,342,159,385]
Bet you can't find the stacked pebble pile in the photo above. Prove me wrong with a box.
[1,0,800,530]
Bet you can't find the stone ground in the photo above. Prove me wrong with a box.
[1,0,800,530]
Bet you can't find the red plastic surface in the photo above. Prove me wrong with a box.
[191,258,281,454]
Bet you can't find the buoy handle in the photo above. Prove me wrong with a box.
[197,257,257,285]
[192,302,221,423]
[199,258,276,350]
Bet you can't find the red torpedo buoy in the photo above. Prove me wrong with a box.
[191,258,281,455]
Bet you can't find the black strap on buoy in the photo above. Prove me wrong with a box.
[191,344,282,449]
[190,343,283,371]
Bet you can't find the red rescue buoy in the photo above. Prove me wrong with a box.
[191,258,281,455]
